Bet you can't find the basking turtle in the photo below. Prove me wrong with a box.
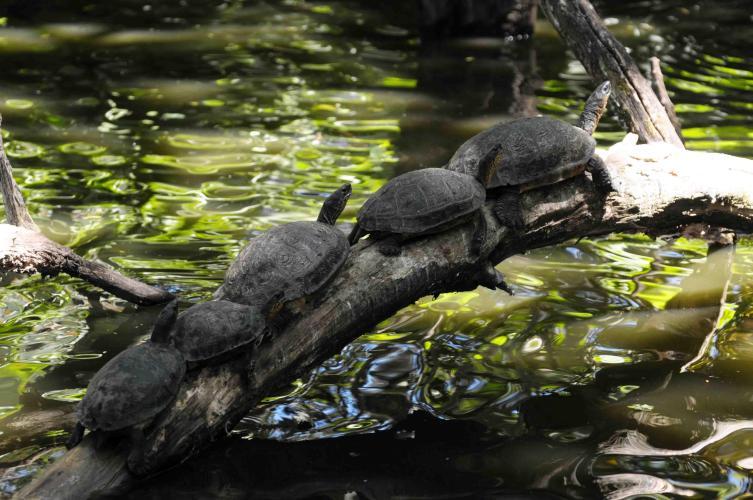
[446,81,613,229]
[169,300,265,366]
[215,184,352,313]
[347,158,511,293]
[67,300,184,449]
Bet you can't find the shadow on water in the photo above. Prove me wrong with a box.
[0,0,753,497]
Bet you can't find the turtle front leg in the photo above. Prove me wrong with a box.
[378,234,403,257]
[470,211,486,257]
[586,155,614,193]
[126,427,148,473]
[477,261,513,295]
[66,422,86,449]
[494,188,524,231]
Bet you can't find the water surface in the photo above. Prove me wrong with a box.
[1,0,752,497]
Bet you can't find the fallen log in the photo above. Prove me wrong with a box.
[0,407,77,454]
[540,0,685,148]
[19,137,753,498]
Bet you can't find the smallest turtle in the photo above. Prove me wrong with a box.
[67,300,185,450]
[169,300,266,367]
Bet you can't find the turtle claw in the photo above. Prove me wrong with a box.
[495,274,514,295]
[478,261,513,295]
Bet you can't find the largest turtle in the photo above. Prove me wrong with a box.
[445,81,613,229]
[215,184,352,315]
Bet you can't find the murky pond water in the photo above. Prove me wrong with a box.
[1,0,753,497]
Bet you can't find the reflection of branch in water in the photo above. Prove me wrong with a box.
[679,243,735,372]
[418,0,537,40]
[400,34,543,170]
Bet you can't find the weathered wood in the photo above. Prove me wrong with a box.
[540,0,685,148]
[650,57,684,144]
[19,137,753,498]
[0,224,174,305]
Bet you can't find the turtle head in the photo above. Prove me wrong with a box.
[317,183,351,225]
[150,299,178,344]
[577,80,611,135]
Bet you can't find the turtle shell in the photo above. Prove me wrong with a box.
[447,117,595,189]
[77,342,185,432]
[357,168,485,235]
[170,300,264,363]
[216,221,349,309]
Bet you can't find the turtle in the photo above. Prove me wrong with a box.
[214,183,352,314]
[168,300,266,366]
[346,155,511,294]
[445,80,613,230]
[67,300,184,449]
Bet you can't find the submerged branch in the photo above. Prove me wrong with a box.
[19,138,753,499]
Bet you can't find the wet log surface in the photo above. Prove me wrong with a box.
[540,0,685,148]
[18,139,753,499]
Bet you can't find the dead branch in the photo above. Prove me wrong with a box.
[650,57,684,144]
[540,0,685,148]
[0,224,173,305]
[0,117,37,231]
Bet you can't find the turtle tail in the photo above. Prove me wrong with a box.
[348,223,365,246]
[150,299,178,344]
[577,81,611,135]
[66,422,85,449]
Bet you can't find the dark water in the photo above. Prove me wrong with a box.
[1,0,752,498]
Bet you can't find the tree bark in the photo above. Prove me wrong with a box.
[19,138,753,499]
[0,117,38,231]
[540,0,685,148]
